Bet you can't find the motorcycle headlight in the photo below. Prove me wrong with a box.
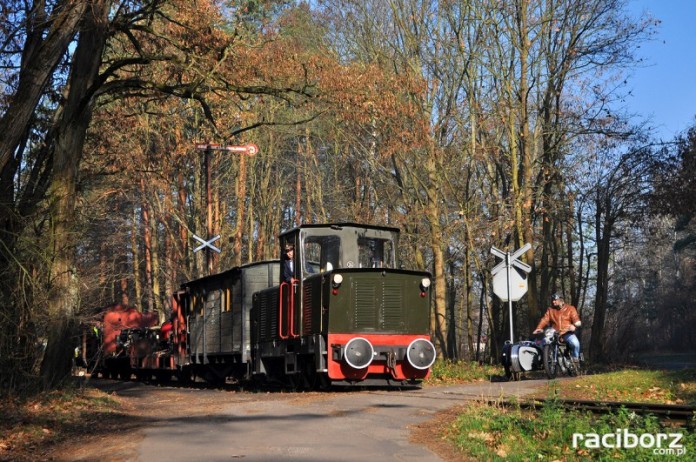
[544,329,555,342]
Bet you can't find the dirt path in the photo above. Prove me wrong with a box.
[46,377,547,461]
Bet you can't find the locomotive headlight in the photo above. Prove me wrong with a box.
[332,273,343,295]
[420,278,431,297]
[344,337,375,369]
[406,338,437,370]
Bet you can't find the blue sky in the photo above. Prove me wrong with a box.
[627,0,696,140]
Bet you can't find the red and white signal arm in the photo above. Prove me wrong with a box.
[194,143,259,156]
[245,144,259,156]
[222,144,258,156]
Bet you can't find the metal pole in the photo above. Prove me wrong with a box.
[205,146,213,275]
[506,252,514,343]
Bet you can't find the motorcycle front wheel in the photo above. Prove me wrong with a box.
[542,345,558,379]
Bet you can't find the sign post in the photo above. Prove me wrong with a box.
[491,243,532,343]
[194,142,258,274]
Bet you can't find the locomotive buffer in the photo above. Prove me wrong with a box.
[491,243,531,343]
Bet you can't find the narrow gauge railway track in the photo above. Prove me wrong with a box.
[483,398,695,427]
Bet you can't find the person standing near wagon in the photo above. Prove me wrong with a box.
[533,293,582,366]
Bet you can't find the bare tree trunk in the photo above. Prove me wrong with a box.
[131,207,142,310]
[294,143,302,226]
[590,197,613,362]
[425,153,448,356]
[150,207,161,318]
[177,172,189,278]
[233,155,248,266]
[566,193,578,307]
[464,247,474,360]
[141,178,154,313]
[40,0,110,388]
[212,162,220,272]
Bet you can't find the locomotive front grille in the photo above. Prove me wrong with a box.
[352,278,405,331]
[354,281,378,329]
[382,282,404,330]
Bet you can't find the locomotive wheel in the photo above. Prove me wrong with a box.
[285,374,300,391]
[316,373,331,390]
[177,368,192,384]
[154,371,171,382]
[301,361,330,390]
[542,345,558,379]
[300,364,314,390]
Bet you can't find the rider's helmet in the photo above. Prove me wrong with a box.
[550,292,562,307]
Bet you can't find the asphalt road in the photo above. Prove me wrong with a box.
[117,378,547,462]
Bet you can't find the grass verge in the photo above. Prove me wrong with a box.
[446,399,695,461]
[441,368,696,461]
[534,368,696,405]
[425,359,505,385]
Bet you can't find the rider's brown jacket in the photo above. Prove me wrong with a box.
[535,304,580,335]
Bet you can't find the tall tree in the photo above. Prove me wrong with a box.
[39,0,111,387]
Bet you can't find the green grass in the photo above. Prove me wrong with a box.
[445,368,696,461]
[539,368,696,405]
[425,359,504,384]
[448,398,695,461]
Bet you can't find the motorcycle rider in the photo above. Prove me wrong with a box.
[533,293,582,366]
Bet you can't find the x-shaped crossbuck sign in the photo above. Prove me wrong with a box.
[193,234,221,254]
[491,243,532,275]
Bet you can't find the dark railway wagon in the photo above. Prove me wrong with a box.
[177,261,279,383]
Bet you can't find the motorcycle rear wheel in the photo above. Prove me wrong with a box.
[542,345,558,379]
[566,356,580,377]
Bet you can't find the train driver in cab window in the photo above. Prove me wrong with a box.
[282,244,295,282]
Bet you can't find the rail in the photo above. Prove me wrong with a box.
[483,398,695,427]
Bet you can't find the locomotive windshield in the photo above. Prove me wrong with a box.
[294,224,398,277]
[302,235,340,277]
[358,237,394,268]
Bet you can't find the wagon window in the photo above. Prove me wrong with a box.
[205,290,220,314]
[358,238,394,268]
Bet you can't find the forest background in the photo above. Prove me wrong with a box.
[1,0,694,395]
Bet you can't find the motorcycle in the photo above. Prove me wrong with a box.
[501,327,581,381]
[539,327,581,379]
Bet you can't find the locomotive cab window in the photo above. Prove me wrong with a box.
[358,237,394,268]
[303,235,340,276]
